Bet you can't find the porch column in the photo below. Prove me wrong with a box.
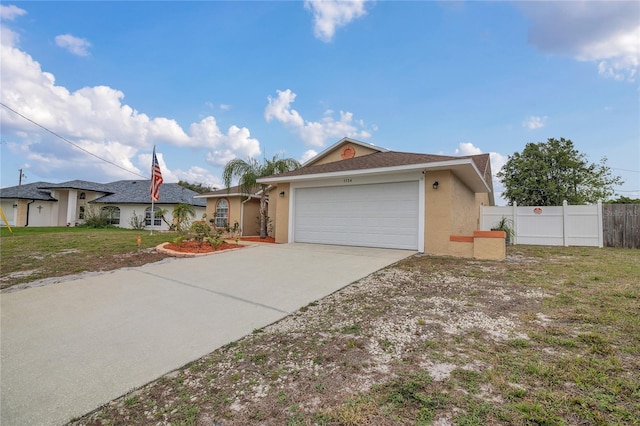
[66,190,78,225]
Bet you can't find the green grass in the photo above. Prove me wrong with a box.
[0,226,177,287]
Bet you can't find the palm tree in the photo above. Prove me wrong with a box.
[172,203,196,233]
[223,155,300,239]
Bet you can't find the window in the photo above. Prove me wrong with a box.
[145,207,162,226]
[78,206,85,220]
[101,206,120,225]
[215,199,229,228]
[79,192,86,200]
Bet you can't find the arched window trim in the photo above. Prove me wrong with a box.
[215,198,229,229]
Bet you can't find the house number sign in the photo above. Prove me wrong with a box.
[343,178,352,183]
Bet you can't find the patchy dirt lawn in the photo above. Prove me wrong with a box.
[73,247,639,425]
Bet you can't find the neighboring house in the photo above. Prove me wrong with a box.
[0,180,205,230]
[196,185,262,236]
[255,137,504,259]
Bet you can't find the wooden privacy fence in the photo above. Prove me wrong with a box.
[481,202,639,248]
[602,204,640,249]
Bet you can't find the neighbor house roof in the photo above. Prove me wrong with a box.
[93,181,206,206]
[38,180,113,193]
[258,151,491,193]
[1,180,205,207]
[0,182,58,201]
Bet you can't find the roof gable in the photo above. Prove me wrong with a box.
[303,137,388,167]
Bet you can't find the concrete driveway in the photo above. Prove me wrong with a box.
[0,243,414,426]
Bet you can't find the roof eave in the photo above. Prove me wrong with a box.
[258,159,491,193]
[195,193,260,199]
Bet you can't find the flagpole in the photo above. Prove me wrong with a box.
[149,145,163,237]
[150,146,156,236]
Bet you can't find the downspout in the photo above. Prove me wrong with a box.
[240,196,252,236]
[25,199,35,227]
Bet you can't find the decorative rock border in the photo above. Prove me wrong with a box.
[155,242,247,258]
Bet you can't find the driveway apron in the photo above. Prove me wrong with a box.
[0,243,414,426]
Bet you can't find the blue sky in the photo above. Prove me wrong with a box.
[1,1,638,204]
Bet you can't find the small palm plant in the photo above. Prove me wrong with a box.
[491,217,515,244]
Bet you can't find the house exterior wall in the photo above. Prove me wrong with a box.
[273,183,290,243]
[424,170,453,255]
[1,200,18,226]
[450,173,479,236]
[29,201,56,226]
[424,170,483,256]
[242,199,260,236]
[311,144,378,166]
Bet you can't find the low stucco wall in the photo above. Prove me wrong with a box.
[449,231,506,260]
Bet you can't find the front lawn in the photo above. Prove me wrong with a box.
[0,226,176,289]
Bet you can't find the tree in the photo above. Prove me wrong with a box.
[497,138,623,206]
[604,196,640,204]
[223,155,301,238]
[177,180,214,194]
[172,203,196,233]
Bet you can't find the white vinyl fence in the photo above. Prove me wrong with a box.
[480,201,603,247]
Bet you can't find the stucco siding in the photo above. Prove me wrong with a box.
[274,183,290,243]
[424,170,453,255]
[242,200,260,236]
[450,173,478,236]
[312,144,378,166]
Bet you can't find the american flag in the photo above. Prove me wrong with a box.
[150,146,163,202]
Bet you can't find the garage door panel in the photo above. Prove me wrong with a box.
[294,181,419,250]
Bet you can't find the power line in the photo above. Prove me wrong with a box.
[1,102,148,179]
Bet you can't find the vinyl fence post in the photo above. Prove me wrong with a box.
[512,201,517,245]
[597,200,603,248]
[563,200,569,247]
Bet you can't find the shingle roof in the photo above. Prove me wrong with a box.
[1,180,205,207]
[37,180,113,193]
[266,151,490,179]
[93,181,206,206]
[0,182,57,201]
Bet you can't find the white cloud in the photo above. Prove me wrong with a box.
[522,115,548,130]
[304,0,369,42]
[0,24,262,182]
[265,88,372,147]
[0,4,26,21]
[454,142,508,204]
[55,34,92,57]
[519,1,640,82]
[454,142,482,156]
[300,149,318,164]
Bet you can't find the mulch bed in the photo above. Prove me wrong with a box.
[163,241,244,254]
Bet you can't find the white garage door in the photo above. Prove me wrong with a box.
[294,181,419,250]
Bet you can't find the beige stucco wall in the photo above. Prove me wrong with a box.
[473,231,506,260]
[273,183,290,243]
[424,170,484,256]
[312,143,378,166]
[242,199,261,236]
[450,173,479,236]
[424,170,453,255]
